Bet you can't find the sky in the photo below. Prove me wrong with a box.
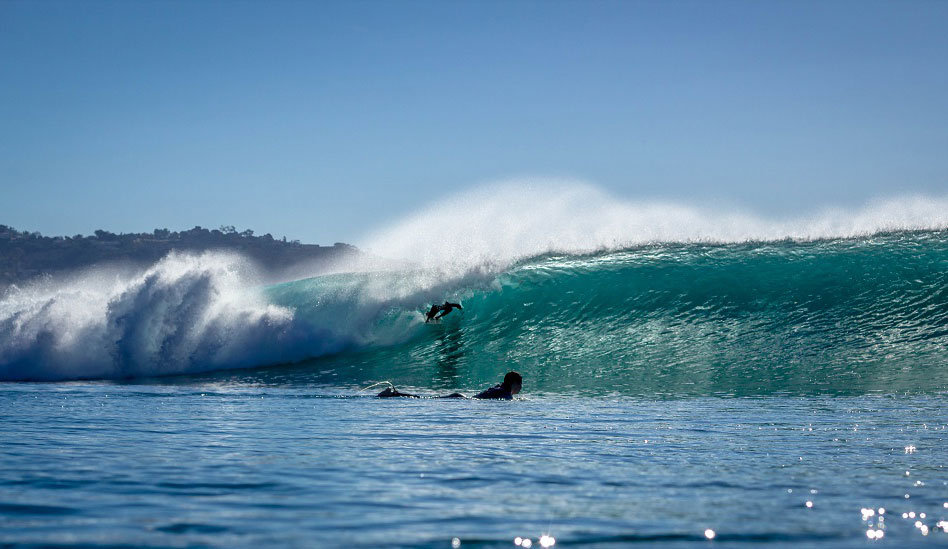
[1,0,947,244]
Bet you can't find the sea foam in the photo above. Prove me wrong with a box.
[0,252,306,380]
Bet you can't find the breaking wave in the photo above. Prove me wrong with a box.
[2,182,948,391]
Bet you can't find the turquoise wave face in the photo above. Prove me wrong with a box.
[3,230,946,388]
[264,231,948,396]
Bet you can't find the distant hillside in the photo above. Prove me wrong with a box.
[0,225,359,285]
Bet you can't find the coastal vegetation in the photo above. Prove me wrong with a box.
[0,224,357,285]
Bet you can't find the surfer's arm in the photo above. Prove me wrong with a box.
[436,303,461,318]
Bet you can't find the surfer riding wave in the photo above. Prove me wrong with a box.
[425,301,462,323]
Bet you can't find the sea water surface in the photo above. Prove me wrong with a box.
[3,187,948,546]
[2,382,948,547]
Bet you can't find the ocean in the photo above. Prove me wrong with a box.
[3,188,948,547]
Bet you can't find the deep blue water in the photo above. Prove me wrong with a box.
[3,381,948,547]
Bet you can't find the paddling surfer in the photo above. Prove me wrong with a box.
[377,371,523,400]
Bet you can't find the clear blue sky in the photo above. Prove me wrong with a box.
[2,0,946,243]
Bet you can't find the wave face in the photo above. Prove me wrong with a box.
[2,184,948,392]
[5,232,947,395]
[283,230,948,396]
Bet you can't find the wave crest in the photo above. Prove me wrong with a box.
[360,180,948,272]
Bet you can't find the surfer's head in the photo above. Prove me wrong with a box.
[502,371,523,395]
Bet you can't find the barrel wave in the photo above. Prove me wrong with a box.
[2,183,948,392]
[279,230,948,396]
[8,230,947,396]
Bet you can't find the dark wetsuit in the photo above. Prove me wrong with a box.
[376,387,419,398]
[377,387,466,398]
[377,385,511,399]
[473,384,514,400]
[425,302,462,323]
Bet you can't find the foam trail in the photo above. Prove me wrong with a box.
[359,180,948,273]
